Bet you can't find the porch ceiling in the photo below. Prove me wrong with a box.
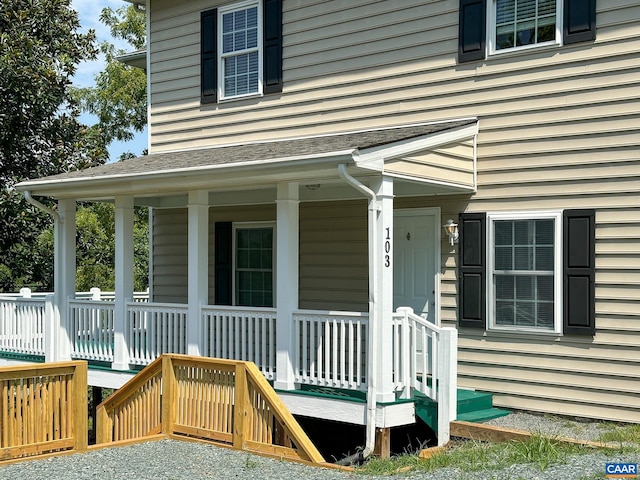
[16,118,478,201]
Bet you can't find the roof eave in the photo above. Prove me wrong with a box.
[16,150,358,199]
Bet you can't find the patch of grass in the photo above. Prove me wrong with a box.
[506,434,577,470]
[243,454,259,469]
[357,435,591,476]
[597,423,640,445]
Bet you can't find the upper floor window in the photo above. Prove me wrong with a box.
[492,0,559,53]
[458,0,596,63]
[201,0,282,104]
[220,2,261,99]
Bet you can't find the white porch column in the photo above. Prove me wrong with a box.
[52,199,75,362]
[187,190,209,356]
[274,182,299,390]
[113,196,134,370]
[372,176,395,403]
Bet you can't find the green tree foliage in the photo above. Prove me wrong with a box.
[75,4,147,146]
[0,0,101,292]
[66,5,150,292]
[37,203,149,292]
[0,0,102,183]
[0,2,150,293]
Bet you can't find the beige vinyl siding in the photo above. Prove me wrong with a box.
[152,208,188,303]
[396,197,640,423]
[149,0,638,153]
[146,0,640,421]
[153,202,368,310]
[386,140,476,188]
[299,200,368,311]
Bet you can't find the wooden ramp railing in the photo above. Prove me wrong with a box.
[0,361,88,462]
[96,354,325,464]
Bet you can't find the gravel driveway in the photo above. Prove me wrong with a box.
[0,412,637,480]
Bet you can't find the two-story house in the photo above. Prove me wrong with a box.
[7,0,640,450]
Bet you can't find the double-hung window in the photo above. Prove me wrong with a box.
[219,1,261,99]
[458,0,596,62]
[234,223,275,307]
[459,209,595,335]
[201,0,283,103]
[488,212,562,333]
[491,0,560,53]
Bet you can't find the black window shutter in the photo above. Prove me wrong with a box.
[458,0,486,63]
[215,222,232,305]
[563,209,595,335]
[458,213,486,328]
[263,0,283,94]
[201,9,218,103]
[563,0,596,45]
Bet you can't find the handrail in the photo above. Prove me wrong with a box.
[97,354,325,464]
[392,307,458,446]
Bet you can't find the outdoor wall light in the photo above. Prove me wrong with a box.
[443,219,459,246]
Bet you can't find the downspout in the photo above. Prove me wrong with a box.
[24,191,62,363]
[24,191,62,223]
[337,164,379,462]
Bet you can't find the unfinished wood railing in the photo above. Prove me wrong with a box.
[0,361,87,462]
[96,354,324,464]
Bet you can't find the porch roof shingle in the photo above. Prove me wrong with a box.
[18,119,477,188]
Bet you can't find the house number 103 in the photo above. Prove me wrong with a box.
[384,227,391,267]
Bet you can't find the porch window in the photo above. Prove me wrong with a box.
[234,225,274,307]
[488,212,562,333]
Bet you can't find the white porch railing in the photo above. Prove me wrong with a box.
[392,307,458,444]
[127,302,188,365]
[293,310,368,391]
[0,289,458,443]
[201,305,277,380]
[0,295,46,356]
[69,299,115,362]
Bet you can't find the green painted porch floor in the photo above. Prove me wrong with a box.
[275,384,510,433]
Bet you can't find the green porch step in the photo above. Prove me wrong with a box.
[456,407,511,423]
[414,389,510,433]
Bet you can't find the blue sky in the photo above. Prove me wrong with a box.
[72,0,148,161]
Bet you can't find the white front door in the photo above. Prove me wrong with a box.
[393,209,440,324]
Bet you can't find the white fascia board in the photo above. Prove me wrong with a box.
[354,123,479,169]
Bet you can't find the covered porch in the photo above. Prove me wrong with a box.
[9,118,479,444]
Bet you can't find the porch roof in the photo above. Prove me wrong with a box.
[17,118,478,199]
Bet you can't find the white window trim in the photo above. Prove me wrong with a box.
[218,0,263,102]
[487,210,563,334]
[232,221,276,307]
[487,0,564,57]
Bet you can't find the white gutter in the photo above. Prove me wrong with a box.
[24,191,61,223]
[337,164,379,461]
